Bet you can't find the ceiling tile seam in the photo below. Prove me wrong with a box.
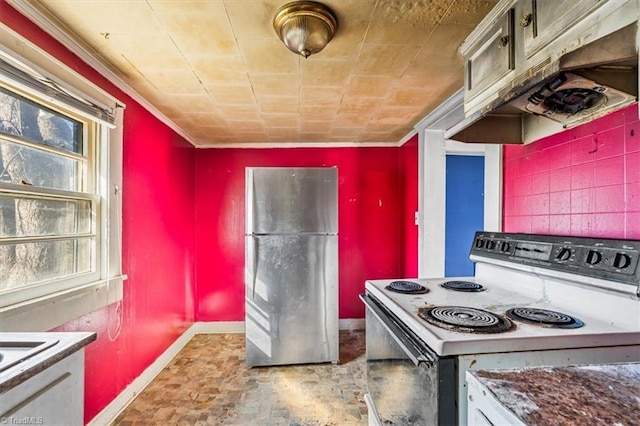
[388,24,451,121]
[375,0,460,102]
[222,0,261,125]
[439,0,462,26]
[145,0,224,115]
[349,1,378,71]
[334,0,383,136]
[147,0,265,144]
[296,56,302,122]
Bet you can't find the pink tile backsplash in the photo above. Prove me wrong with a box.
[596,126,626,159]
[627,152,640,182]
[626,123,640,153]
[628,182,640,211]
[531,172,550,194]
[503,103,639,239]
[627,212,640,239]
[549,167,571,192]
[570,161,595,190]
[549,191,571,214]
[570,136,597,165]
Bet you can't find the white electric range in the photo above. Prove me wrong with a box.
[362,232,640,425]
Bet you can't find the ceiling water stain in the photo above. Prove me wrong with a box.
[443,0,500,25]
[379,0,452,26]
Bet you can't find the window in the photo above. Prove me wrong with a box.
[0,26,124,330]
[0,84,100,307]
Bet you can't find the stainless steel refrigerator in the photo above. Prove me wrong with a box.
[245,167,338,367]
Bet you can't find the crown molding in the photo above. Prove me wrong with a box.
[195,141,401,149]
[6,0,197,147]
[414,88,465,132]
[7,0,421,150]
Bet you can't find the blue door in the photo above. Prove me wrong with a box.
[445,155,484,277]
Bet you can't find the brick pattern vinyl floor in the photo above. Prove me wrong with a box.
[112,330,367,426]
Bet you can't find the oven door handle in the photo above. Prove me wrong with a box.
[360,293,435,367]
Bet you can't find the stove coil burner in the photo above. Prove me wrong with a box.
[385,280,429,294]
[506,308,584,329]
[440,280,486,292]
[418,306,512,333]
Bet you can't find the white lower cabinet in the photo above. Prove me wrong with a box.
[0,350,84,426]
[466,371,526,426]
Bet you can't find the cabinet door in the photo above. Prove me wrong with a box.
[465,8,515,102]
[521,0,603,58]
[0,352,84,426]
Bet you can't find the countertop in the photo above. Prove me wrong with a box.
[0,332,96,393]
[470,363,640,426]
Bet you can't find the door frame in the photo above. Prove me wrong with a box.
[414,90,502,278]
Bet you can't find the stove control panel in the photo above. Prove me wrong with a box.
[471,232,640,286]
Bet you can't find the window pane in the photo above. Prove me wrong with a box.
[0,195,91,238]
[0,238,93,292]
[0,138,82,191]
[0,87,83,154]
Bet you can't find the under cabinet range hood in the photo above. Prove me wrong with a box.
[448,1,639,145]
[510,71,636,127]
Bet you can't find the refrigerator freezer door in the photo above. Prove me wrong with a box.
[246,167,337,234]
[245,234,339,367]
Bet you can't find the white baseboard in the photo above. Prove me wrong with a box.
[339,318,365,330]
[87,325,197,426]
[192,320,245,334]
[192,320,364,333]
[87,318,365,425]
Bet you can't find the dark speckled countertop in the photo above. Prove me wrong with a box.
[471,363,640,426]
[0,332,96,393]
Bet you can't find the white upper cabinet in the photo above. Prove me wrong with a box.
[459,0,637,117]
[465,8,516,103]
[521,0,604,59]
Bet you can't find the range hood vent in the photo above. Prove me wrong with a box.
[449,23,638,144]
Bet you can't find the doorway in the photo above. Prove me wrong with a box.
[445,155,485,277]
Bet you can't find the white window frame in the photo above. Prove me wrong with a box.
[0,25,126,331]
[1,86,101,305]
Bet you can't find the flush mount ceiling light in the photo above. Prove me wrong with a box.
[273,1,338,58]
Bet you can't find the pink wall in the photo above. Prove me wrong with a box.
[401,135,419,276]
[195,148,405,321]
[1,2,197,422]
[503,104,639,239]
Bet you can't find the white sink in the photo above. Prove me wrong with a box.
[0,339,59,372]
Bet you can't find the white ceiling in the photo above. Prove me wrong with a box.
[28,0,498,147]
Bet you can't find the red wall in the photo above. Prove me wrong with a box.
[401,135,419,276]
[195,148,404,321]
[3,1,420,421]
[1,2,197,422]
[503,104,639,239]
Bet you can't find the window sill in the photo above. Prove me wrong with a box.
[0,275,127,331]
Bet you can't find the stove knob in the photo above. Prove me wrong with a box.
[586,249,602,265]
[613,253,631,269]
[556,248,572,262]
[486,240,497,250]
[500,241,511,253]
[475,239,485,248]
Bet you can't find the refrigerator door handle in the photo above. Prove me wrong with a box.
[247,236,258,300]
[245,168,255,233]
